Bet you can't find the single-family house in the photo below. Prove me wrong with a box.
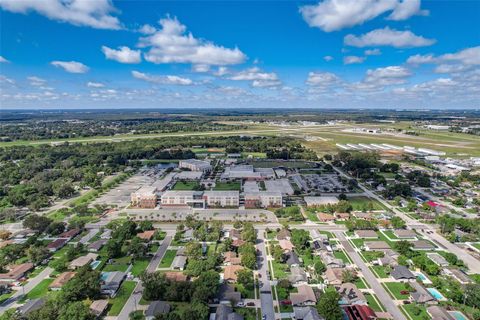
[393,229,417,239]
[410,282,436,305]
[137,230,155,241]
[214,304,244,320]
[0,263,34,282]
[286,251,300,267]
[145,301,171,320]
[69,253,98,270]
[290,285,317,306]
[224,252,242,266]
[164,272,188,282]
[278,239,295,252]
[88,239,107,252]
[58,228,81,239]
[412,240,435,250]
[18,298,45,316]
[364,241,390,251]
[100,271,126,297]
[427,253,449,267]
[224,265,244,283]
[355,230,378,239]
[277,229,291,241]
[444,268,472,284]
[172,256,187,270]
[391,265,415,281]
[46,238,68,252]
[342,305,377,320]
[288,266,308,284]
[336,283,367,305]
[317,213,335,223]
[325,268,349,285]
[217,283,242,304]
[89,300,109,317]
[49,272,75,290]
[293,306,324,320]
[426,306,455,320]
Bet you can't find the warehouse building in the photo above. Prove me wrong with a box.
[179,159,212,172]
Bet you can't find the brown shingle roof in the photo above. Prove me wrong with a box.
[49,272,76,289]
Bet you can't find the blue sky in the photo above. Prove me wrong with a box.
[0,0,479,109]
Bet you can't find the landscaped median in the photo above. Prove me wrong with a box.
[107,280,137,316]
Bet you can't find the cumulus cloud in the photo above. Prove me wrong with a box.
[138,16,246,66]
[138,24,156,35]
[324,55,334,61]
[0,0,121,29]
[364,48,381,56]
[51,60,89,73]
[87,82,105,88]
[132,70,194,85]
[27,76,46,86]
[406,47,480,74]
[0,75,15,84]
[0,56,9,63]
[228,67,281,88]
[364,65,412,85]
[344,27,435,48]
[101,46,141,64]
[344,55,366,64]
[192,64,210,73]
[306,72,341,86]
[299,0,427,32]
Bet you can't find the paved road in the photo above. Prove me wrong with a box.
[335,232,406,320]
[117,235,173,320]
[256,230,276,320]
[333,166,480,274]
[0,267,53,314]
[151,223,347,233]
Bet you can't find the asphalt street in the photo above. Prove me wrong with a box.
[256,230,276,320]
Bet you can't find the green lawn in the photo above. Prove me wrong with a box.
[472,243,480,250]
[354,277,369,289]
[131,258,150,277]
[371,265,390,278]
[362,251,384,262]
[214,182,241,191]
[236,283,255,299]
[0,292,14,304]
[266,230,278,240]
[383,282,411,300]
[103,264,130,272]
[172,181,199,190]
[365,293,384,312]
[402,304,429,320]
[333,250,351,264]
[350,238,365,249]
[348,196,385,211]
[234,307,257,320]
[159,250,177,268]
[25,278,54,300]
[271,261,288,279]
[108,280,137,316]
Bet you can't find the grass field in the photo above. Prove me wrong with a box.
[371,265,390,278]
[172,181,199,190]
[402,304,429,320]
[348,196,385,211]
[159,250,177,268]
[333,250,351,264]
[214,181,241,191]
[383,282,411,300]
[131,258,150,276]
[108,280,136,316]
[365,293,384,312]
[24,278,54,300]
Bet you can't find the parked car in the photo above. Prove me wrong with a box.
[400,290,409,295]
[280,300,292,305]
[246,302,255,307]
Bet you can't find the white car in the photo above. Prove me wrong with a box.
[236,302,245,307]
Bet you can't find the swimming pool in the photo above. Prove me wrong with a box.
[90,260,101,270]
[427,288,446,300]
[100,272,110,281]
[415,271,432,284]
[449,311,468,320]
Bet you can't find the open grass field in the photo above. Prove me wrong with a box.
[348,196,385,211]
[108,280,136,316]
[172,181,199,190]
[214,181,241,191]
[131,258,150,276]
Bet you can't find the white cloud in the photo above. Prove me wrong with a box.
[87,82,105,88]
[139,16,246,66]
[345,27,435,48]
[323,55,334,61]
[299,0,427,32]
[387,0,428,20]
[51,60,89,73]
[344,55,366,64]
[132,70,194,85]
[439,46,480,66]
[213,67,229,76]
[192,64,210,73]
[0,56,9,63]
[0,75,15,84]
[228,67,281,87]
[0,0,121,29]
[364,65,412,85]
[27,76,46,86]
[306,72,340,86]
[406,53,435,64]
[364,48,381,56]
[138,24,156,35]
[101,46,141,64]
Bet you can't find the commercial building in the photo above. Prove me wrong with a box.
[160,190,203,207]
[244,191,282,208]
[304,196,339,207]
[203,191,240,208]
[221,165,274,180]
[131,186,157,208]
[179,159,212,172]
